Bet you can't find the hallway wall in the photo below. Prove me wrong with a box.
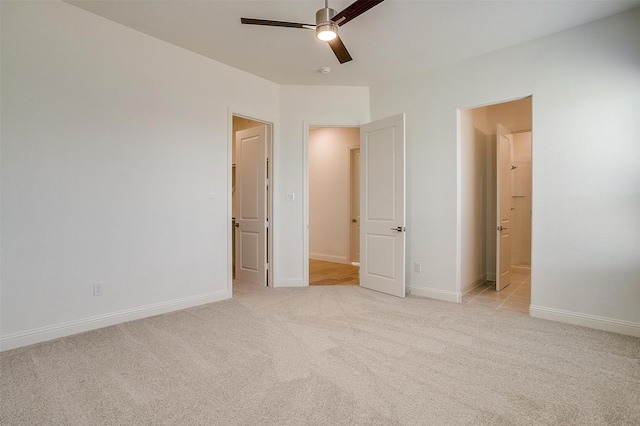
[460,108,489,292]
[308,127,360,264]
[511,132,532,267]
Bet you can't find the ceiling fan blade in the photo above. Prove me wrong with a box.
[241,18,315,29]
[328,35,353,64]
[333,0,385,26]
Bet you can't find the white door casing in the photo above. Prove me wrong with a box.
[496,123,512,291]
[359,114,406,298]
[350,148,361,264]
[235,125,267,285]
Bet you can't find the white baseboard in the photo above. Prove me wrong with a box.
[461,275,486,295]
[309,253,349,264]
[530,305,640,337]
[407,285,461,303]
[0,290,231,351]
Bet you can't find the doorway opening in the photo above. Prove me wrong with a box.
[304,115,406,296]
[307,126,360,286]
[459,96,532,314]
[231,115,272,287]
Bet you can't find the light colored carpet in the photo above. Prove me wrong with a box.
[1,282,639,425]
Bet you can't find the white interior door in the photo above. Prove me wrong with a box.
[360,114,406,297]
[496,123,512,291]
[235,125,267,285]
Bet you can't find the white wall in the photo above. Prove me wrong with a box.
[0,2,371,349]
[486,100,532,134]
[511,132,532,267]
[459,108,488,293]
[276,86,369,287]
[308,127,360,263]
[371,8,640,335]
[0,1,280,349]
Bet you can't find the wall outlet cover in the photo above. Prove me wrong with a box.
[93,283,104,296]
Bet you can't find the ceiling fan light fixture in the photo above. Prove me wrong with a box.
[316,22,338,41]
[316,6,338,41]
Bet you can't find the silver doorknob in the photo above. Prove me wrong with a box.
[234,223,240,228]
[391,226,404,232]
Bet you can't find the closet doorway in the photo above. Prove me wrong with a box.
[459,97,532,314]
[231,115,272,286]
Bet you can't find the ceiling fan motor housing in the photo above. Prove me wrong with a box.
[316,7,337,24]
[316,7,338,40]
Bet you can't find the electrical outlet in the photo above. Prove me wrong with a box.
[93,283,104,296]
[414,262,422,273]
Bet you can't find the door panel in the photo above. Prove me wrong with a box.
[496,123,512,291]
[360,114,406,297]
[365,234,396,278]
[366,127,396,220]
[240,233,259,270]
[235,125,267,285]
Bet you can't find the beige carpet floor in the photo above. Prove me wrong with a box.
[1,281,639,425]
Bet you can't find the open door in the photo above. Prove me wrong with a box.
[496,123,512,291]
[359,114,406,297]
[235,125,268,285]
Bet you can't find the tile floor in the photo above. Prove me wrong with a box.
[461,269,531,314]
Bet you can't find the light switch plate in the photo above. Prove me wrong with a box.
[286,193,295,201]
[209,188,216,199]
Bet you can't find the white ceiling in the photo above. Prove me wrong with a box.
[66,0,640,86]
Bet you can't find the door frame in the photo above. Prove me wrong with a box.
[302,121,362,286]
[455,95,533,301]
[228,110,275,293]
[348,146,361,265]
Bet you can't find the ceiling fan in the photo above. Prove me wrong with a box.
[241,0,385,64]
